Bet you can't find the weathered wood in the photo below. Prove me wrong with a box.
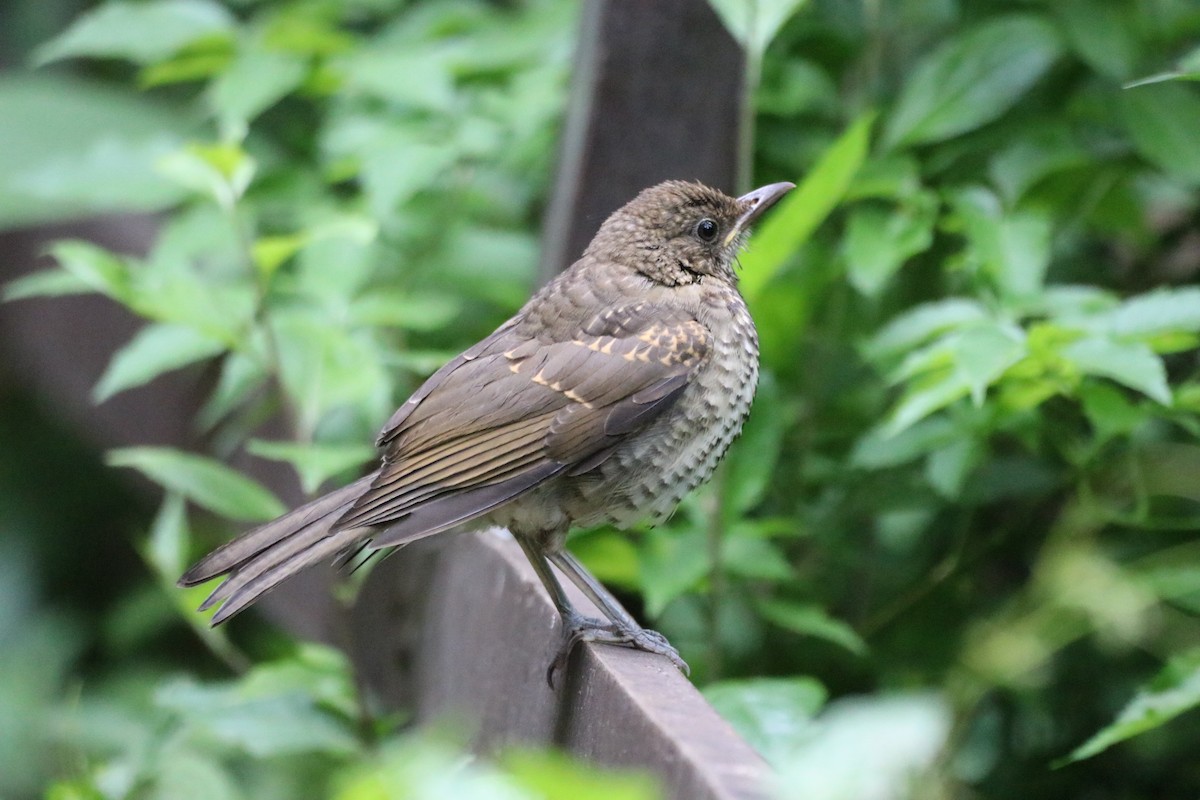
[539,0,744,281]
[351,529,771,800]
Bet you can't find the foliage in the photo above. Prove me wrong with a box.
[4,0,1200,798]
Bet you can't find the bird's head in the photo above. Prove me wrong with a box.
[587,180,794,286]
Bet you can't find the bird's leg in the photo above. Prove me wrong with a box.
[548,550,688,675]
[516,536,630,686]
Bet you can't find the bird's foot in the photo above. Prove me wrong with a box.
[546,611,689,688]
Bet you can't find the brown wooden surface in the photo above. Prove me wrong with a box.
[351,529,771,800]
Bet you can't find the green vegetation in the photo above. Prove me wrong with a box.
[3,0,1200,797]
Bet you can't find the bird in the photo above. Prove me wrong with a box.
[179,179,794,684]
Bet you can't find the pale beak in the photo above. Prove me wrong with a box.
[725,181,795,245]
[736,182,795,229]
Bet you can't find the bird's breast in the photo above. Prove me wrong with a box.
[568,284,760,528]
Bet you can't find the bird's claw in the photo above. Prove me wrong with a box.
[546,612,689,688]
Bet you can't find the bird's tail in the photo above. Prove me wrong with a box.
[177,473,378,625]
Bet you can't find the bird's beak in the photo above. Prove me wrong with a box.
[725,181,795,245]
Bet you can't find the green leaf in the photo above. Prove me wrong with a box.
[503,749,661,800]
[1063,650,1200,764]
[145,493,190,594]
[45,241,133,303]
[349,290,461,331]
[639,525,709,617]
[209,47,308,138]
[851,415,958,469]
[946,187,1053,299]
[703,677,827,764]
[883,15,1061,149]
[34,0,235,66]
[570,530,642,591]
[156,141,256,210]
[0,75,192,229]
[863,298,990,364]
[740,112,874,304]
[723,535,793,581]
[107,447,284,521]
[1118,84,1200,184]
[3,268,92,301]
[843,193,937,296]
[246,439,375,496]
[94,323,227,402]
[708,0,811,59]
[988,123,1089,204]
[1080,381,1145,442]
[1053,0,1139,80]
[1119,83,1200,183]
[1098,288,1200,343]
[756,598,867,656]
[155,676,359,757]
[1061,337,1171,405]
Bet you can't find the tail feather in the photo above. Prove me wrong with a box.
[177,473,378,625]
[178,474,377,587]
[208,522,370,624]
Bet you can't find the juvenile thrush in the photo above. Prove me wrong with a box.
[179,179,793,682]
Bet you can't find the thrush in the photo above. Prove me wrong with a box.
[179,179,793,683]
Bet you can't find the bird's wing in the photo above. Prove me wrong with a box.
[334,301,710,540]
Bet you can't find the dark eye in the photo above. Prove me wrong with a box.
[695,218,719,242]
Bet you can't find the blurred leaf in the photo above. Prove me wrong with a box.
[883,15,1060,149]
[147,749,239,800]
[843,193,937,296]
[1061,337,1171,405]
[570,530,641,591]
[146,492,189,579]
[44,240,133,303]
[1119,83,1200,183]
[1053,0,1138,80]
[33,0,235,66]
[756,598,867,656]
[349,290,461,331]
[989,123,1088,204]
[864,298,990,364]
[1093,288,1200,343]
[724,535,793,581]
[247,439,375,496]
[708,0,810,59]
[1125,44,1200,87]
[703,676,827,764]
[209,46,308,137]
[774,694,951,798]
[94,323,227,402]
[3,268,92,300]
[741,112,874,304]
[946,187,1052,299]
[885,323,1026,434]
[925,438,981,499]
[238,644,360,720]
[1063,649,1200,763]
[156,676,359,757]
[851,415,958,469]
[503,749,661,800]
[640,525,709,617]
[107,447,285,521]
[156,141,256,210]
[1080,382,1145,443]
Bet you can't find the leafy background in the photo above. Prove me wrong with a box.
[3,0,1200,798]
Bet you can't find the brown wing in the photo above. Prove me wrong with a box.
[334,302,710,544]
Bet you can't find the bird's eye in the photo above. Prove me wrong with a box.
[695,218,719,242]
